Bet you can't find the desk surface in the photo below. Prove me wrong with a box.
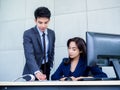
[0,81,120,86]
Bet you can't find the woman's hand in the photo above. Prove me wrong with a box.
[59,77,67,81]
[76,76,93,80]
[70,76,93,81]
[70,76,78,81]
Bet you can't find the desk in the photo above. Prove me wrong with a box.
[0,81,120,90]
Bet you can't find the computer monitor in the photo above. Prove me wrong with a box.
[86,31,120,79]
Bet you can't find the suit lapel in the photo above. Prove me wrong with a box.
[33,26,43,52]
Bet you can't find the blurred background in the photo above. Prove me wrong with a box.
[0,0,120,81]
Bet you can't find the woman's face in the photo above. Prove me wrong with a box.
[68,41,81,59]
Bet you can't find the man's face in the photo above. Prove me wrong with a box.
[35,17,50,32]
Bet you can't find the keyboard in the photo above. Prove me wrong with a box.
[78,78,117,81]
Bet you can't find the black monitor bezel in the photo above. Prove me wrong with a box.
[86,31,120,66]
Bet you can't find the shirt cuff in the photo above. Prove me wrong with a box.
[34,70,41,75]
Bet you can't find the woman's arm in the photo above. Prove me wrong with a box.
[90,66,108,78]
[51,61,64,80]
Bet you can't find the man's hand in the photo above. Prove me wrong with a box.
[35,72,46,80]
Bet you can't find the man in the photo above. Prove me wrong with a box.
[23,7,55,80]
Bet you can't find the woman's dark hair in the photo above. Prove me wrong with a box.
[34,7,51,19]
[64,37,87,65]
[67,37,87,60]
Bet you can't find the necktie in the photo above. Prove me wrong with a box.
[42,32,46,74]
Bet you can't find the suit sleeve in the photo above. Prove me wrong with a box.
[23,31,39,74]
[51,61,64,80]
[90,66,108,78]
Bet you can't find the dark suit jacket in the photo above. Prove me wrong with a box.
[23,26,55,75]
[51,58,107,80]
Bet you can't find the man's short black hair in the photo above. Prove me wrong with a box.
[34,7,51,19]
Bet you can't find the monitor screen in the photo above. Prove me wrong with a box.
[86,32,120,66]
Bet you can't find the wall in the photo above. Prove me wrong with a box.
[0,0,120,81]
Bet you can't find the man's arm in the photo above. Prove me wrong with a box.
[23,31,39,74]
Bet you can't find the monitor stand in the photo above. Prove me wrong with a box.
[111,60,120,79]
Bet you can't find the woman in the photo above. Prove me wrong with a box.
[51,37,107,81]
